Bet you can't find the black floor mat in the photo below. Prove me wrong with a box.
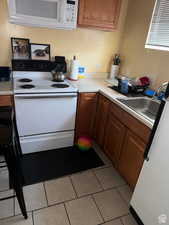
[21,146,104,186]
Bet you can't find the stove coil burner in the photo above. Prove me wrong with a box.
[20,84,35,89]
[52,79,64,83]
[51,84,69,88]
[18,78,33,83]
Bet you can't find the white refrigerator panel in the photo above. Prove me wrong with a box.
[131,101,169,225]
[15,94,77,136]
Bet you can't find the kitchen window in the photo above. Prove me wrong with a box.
[145,0,169,51]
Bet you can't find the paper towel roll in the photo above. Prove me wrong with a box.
[69,56,79,81]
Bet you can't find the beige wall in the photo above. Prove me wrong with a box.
[119,0,169,89]
[0,0,128,73]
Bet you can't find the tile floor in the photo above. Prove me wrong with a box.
[0,145,137,225]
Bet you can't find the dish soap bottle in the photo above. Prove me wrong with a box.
[69,56,79,81]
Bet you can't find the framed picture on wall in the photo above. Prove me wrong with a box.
[11,37,30,60]
[30,43,51,61]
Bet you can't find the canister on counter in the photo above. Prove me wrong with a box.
[121,77,129,94]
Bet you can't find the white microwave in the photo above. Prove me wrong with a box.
[7,0,79,30]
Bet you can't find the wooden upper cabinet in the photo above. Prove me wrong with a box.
[78,0,122,31]
[118,130,146,190]
[75,93,98,141]
[94,94,110,148]
[104,112,126,168]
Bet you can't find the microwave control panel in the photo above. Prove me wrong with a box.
[66,0,77,23]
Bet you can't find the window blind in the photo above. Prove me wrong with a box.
[145,0,169,51]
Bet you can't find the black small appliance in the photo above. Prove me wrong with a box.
[0,67,11,81]
[12,57,67,73]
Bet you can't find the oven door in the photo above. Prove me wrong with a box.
[14,93,77,137]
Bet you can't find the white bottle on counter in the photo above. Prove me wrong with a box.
[69,56,79,81]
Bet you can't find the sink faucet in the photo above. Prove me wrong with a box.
[153,82,169,100]
[157,82,168,95]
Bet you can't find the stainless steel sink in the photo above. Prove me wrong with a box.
[116,97,160,121]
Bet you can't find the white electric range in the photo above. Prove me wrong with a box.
[13,71,78,154]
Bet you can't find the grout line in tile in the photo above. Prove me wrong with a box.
[29,189,97,213]
[99,212,130,225]
[103,183,128,191]
[0,162,129,221]
[47,196,77,208]
[0,183,130,221]
[0,188,11,193]
[42,182,49,206]
[13,202,52,218]
[91,169,104,190]
[68,175,78,198]
[13,192,15,218]
[93,164,112,171]
[95,165,112,172]
[120,217,125,225]
[32,202,63,214]
[116,186,131,207]
[14,197,17,216]
[91,194,105,223]
[31,211,35,225]
[0,214,17,222]
[63,203,71,225]
[76,189,105,199]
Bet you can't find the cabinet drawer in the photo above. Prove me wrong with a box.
[0,95,12,106]
[79,93,98,101]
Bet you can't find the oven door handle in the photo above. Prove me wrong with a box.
[15,93,77,98]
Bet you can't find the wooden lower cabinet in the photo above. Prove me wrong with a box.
[0,95,12,106]
[75,93,97,141]
[75,92,151,189]
[104,113,126,168]
[94,94,110,148]
[118,130,146,189]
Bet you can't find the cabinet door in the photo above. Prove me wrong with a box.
[0,96,12,107]
[94,94,110,148]
[119,130,145,189]
[78,0,121,31]
[75,93,97,141]
[104,113,126,168]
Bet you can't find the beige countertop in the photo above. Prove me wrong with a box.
[0,81,13,95]
[0,76,154,129]
[69,77,153,129]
